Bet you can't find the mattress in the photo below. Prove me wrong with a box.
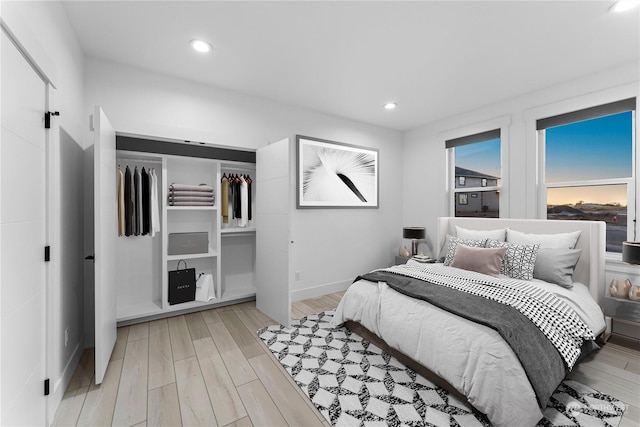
[331,270,605,427]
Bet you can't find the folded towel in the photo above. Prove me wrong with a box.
[168,190,214,197]
[169,183,214,192]
[168,196,215,202]
[169,201,214,206]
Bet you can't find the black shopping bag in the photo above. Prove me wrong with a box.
[168,260,196,305]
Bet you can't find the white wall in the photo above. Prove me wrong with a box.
[402,62,640,256]
[289,135,403,300]
[1,0,86,422]
[84,57,404,304]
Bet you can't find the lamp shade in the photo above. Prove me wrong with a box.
[622,241,640,265]
[403,227,426,240]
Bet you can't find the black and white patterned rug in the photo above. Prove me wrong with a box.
[257,310,627,427]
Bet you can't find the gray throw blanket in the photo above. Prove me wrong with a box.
[357,270,566,408]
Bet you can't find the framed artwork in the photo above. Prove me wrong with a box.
[296,135,379,208]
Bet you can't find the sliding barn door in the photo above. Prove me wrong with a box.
[256,138,292,327]
[93,106,117,384]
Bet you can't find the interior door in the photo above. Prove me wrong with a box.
[93,106,117,384]
[0,28,47,425]
[256,138,292,327]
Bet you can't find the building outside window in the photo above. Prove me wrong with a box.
[538,98,636,253]
[447,130,501,217]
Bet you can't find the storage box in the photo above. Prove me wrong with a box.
[168,232,209,255]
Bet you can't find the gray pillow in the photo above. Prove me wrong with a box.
[451,245,507,277]
[533,248,582,288]
[486,239,540,281]
[443,236,487,266]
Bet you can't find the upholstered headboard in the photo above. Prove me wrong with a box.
[437,217,606,306]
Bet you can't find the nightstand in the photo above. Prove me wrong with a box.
[395,255,411,265]
[603,259,640,341]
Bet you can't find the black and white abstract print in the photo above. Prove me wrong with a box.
[297,136,378,208]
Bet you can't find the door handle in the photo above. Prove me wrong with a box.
[85,254,95,260]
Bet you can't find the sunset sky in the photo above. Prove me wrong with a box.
[546,111,631,206]
[456,111,632,206]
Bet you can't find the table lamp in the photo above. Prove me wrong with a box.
[622,241,640,301]
[622,241,640,265]
[403,227,426,256]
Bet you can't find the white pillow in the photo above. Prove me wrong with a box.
[506,228,581,249]
[455,226,506,241]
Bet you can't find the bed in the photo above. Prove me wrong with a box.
[331,217,607,427]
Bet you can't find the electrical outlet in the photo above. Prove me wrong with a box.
[64,327,70,347]
[295,271,301,281]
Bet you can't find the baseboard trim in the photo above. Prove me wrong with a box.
[48,339,84,423]
[291,280,351,302]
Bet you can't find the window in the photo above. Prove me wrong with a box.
[447,129,501,217]
[538,98,636,253]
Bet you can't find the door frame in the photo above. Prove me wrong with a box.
[0,17,56,425]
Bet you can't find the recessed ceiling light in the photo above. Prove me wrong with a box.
[190,39,212,53]
[610,0,640,12]
[384,102,397,110]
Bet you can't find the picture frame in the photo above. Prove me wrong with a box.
[296,135,379,208]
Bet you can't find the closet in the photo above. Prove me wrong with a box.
[114,146,257,322]
[92,107,262,384]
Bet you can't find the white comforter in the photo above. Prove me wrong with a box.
[331,271,605,427]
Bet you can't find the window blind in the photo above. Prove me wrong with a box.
[536,97,636,131]
[445,129,500,149]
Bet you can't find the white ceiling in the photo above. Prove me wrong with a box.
[61,1,639,131]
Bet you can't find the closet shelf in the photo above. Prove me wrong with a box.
[221,227,256,235]
[166,206,217,211]
[166,249,218,261]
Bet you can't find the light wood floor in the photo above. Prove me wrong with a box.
[53,292,640,427]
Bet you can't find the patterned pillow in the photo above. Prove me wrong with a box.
[443,235,487,266]
[486,239,540,280]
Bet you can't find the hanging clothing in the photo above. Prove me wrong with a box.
[233,176,242,220]
[124,166,133,236]
[221,175,229,224]
[134,167,141,235]
[150,169,160,237]
[117,166,125,236]
[239,176,248,228]
[231,176,236,219]
[246,175,252,221]
[141,167,150,235]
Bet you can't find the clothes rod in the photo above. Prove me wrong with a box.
[222,166,255,172]
[118,158,162,164]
